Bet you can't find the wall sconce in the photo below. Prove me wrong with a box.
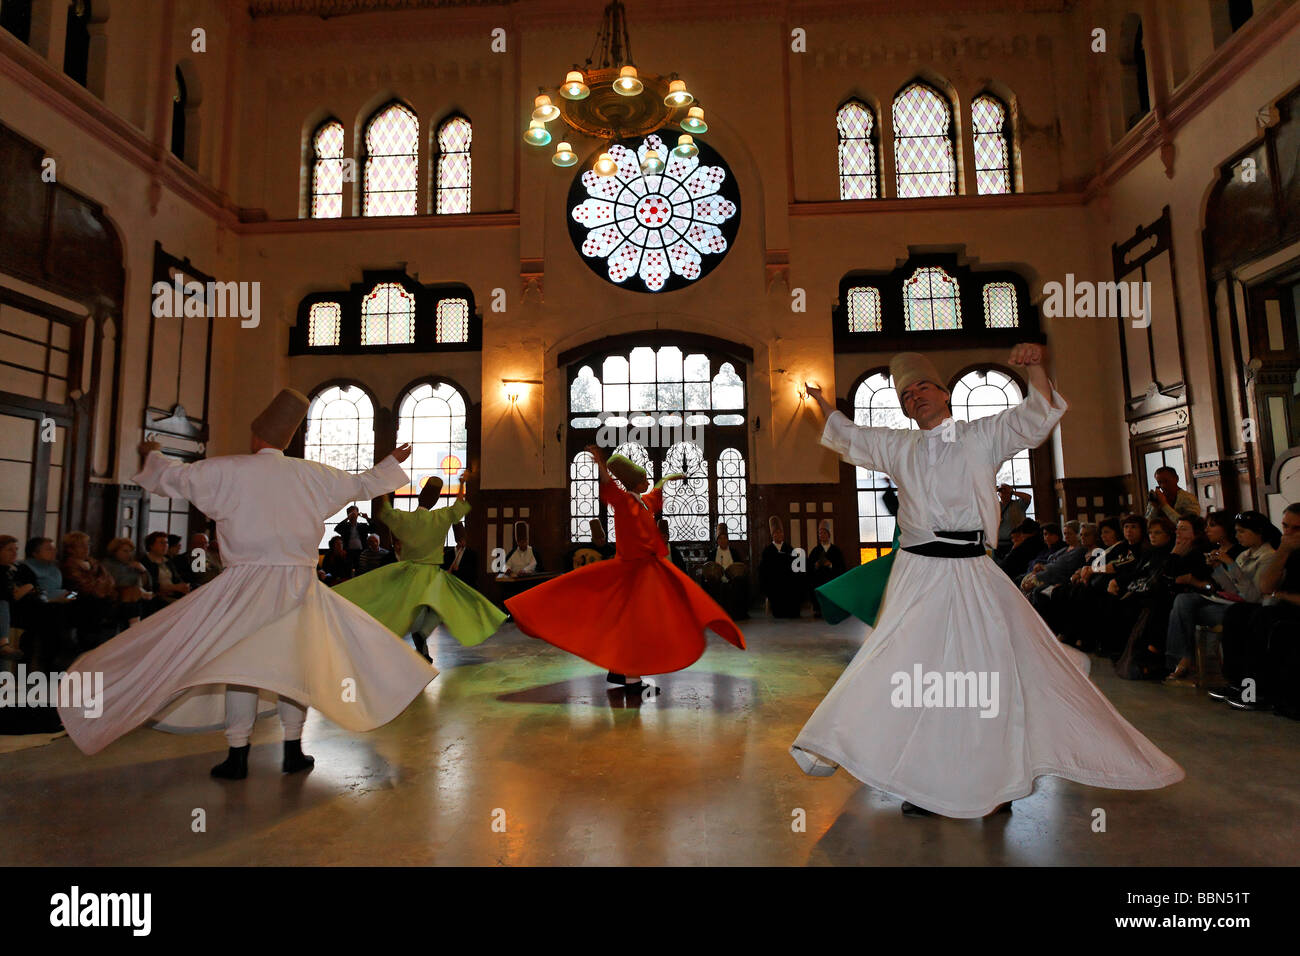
[501,378,542,407]
[795,382,809,402]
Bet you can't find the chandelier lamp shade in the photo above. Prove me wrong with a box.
[522,1,710,170]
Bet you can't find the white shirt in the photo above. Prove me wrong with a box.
[820,384,1067,550]
[506,545,537,575]
[715,546,734,569]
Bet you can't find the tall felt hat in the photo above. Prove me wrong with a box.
[418,475,444,508]
[607,453,646,488]
[890,352,947,417]
[251,388,309,448]
[768,514,784,534]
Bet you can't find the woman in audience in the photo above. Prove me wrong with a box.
[1017,522,1065,586]
[141,530,190,616]
[1044,518,1125,636]
[1057,514,1147,652]
[1205,511,1244,561]
[0,534,32,660]
[1163,510,1279,683]
[1023,521,1089,610]
[15,537,76,670]
[318,535,352,585]
[998,518,1044,580]
[102,537,152,627]
[60,531,119,649]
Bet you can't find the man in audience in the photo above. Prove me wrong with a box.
[142,531,190,615]
[808,520,846,613]
[994,484,1033,559]
[357,532,396,574]
[334,505,374,572]
[1024,521,1089,608]
[318,535,352,585]
[702,521,749,620]
[14,537,76,671]
[0,535,30,660]
[759,515,804,618]
[1144,467,1201,525]
[1016,523,1065,586]
[102,537,151,626]
[187,531,224,587]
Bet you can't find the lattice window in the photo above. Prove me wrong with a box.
[716,447,748,540]
[395,381,469,545]
[982,282,1018,329]
[972,95,1011,195]
[306,301,341,347]
[903,266,962,331]
[852,373,916,563]
[304,384,375,548]
[837,100,879,200]
[950,368,1034,517]
[893,82,957,198]
[570,450,600,541]
[662,441,709,541]
[435,115,472,214]
[435,297,469,344]
[361,282,414,346]
[311,119,345,219]
[363,101,418,217]
[847,286,882,333]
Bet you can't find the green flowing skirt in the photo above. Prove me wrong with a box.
[814,527,900,627]
[335,561,507,647]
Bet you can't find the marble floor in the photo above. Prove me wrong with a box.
[3,617,1298,866]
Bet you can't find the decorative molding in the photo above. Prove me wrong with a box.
[791,191,1085,216]
[764,249,790,294]
[240,211,520,234]
[249,0,506,16]
[521,257,544,303]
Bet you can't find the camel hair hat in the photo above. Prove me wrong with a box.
[607,453,647,488]
[890,352,948,418]
[251,388,309,449]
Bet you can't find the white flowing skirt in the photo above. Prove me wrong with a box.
[790,550,1184,817]
[58,565,437,755]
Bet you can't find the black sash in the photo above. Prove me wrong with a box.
[902,530,986,559]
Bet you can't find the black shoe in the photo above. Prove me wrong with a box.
[1226,695,1271,712]
[623,680,661,697]
[211,745,250,780]
[606,672,626,685]
[901,801,935,817]
[282,739,315,774]
[1207,685,1236,701]
[412,633,432,663]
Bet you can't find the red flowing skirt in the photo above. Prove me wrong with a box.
[505,554,746,674]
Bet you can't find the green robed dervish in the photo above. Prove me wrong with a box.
[335,472,506,661]
[813,490,900,627]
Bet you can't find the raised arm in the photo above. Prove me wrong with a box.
[805,382,895,473]
[974,345,1068,467]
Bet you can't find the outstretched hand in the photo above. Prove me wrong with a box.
[138,439,162,459]
[804,381,835,418]
[391,443,413,463]
[585,444,607,465]
[1008,343,1047,367]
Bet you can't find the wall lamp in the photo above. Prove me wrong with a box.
[502,378,542,406]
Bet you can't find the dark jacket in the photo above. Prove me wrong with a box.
[334,517,374,550]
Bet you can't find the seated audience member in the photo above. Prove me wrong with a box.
[1024,521,1089,606]
[444,522,479,588]
[1043,518,1126,634]
[0,535,30,660]
[357,533,396,574]
[187,531,224,587]
[759,515,805,618]
[319,535,352,585]
[808,520,846,612]
[1056,514,1147,651]
[142,531,190,615]
[1211,503,1300,711]
[165,534,193,586]
[1143,465,1201,525]
[1163,510,1279,683]
[567,518,614,570]
[334,505,374,572]
[15,537,76,670]
[504,521,540,575]
[1205,510,1245,561]
[59,531,118,649]
[102,537,152,626]
[994,483,1033,559]
[998,519,1044,580]
[702,521,750,620]
[1112,516,1210,677]
[1017,523,1065,586]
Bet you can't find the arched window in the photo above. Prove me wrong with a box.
[310,119,345,219]
[304,384,375,548]
[361,281,414,346]
[570,450,600,541]
[892,82,957,198]
[170,66,187,161]
[435,115,472,214]
[846,286,882,333]
[435,297,469,344]
[903,266,961,331]
[63,0,92,87]
[837,99,879,200]
[394,381,468,544]
[982,282,1018,329]
[363,101,418,216]
[949,368,1034,518]
[605,441,655,544]
[972,94,1012,195]
[852,373,916,563]
[307,301,342,347]
[716,447,748,540]
[662,440,709,541]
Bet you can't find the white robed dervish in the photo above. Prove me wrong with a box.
[792,346,1184,818]
[58,389,437,775]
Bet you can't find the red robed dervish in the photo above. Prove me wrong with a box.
[506,445,746,679]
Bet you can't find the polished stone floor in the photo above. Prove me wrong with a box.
[3,617,1299,866]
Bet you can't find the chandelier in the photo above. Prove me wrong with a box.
[522,0,708,175]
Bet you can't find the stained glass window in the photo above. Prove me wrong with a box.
[363,101,418,217]
[837,100,879,200]
[567,132,741,293]
[847,286,883,333]
[570,450,600,541]
[662,441,709,541]
[307,301,341,347]
[982,282,1018,329]
[435,115,471,215]
[893,82,956,198]
[395,381,468,545]
[311,119,345,219]
[950,369,1034,518]
[605,441,655,544]
[972,94,1011,195]
[716,447,748,540]
[903,266,962,331]
[304,384,375,548]
[435,297,469,344]
[853,373,916,563]
[361,281,414,346]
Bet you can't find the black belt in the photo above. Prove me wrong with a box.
[902,530,986,559]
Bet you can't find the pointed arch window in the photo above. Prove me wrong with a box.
[435,115,472,214]
[982,282,1018,329]
[716,448,748,540]
[892,82,957,198]
[304,384,375,548]
[363,101,419,217]
[311,119,345,219]
[837,100,879,200]
[852,373,915,563]
[903,266,961,331]
[972,94,1012,195]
